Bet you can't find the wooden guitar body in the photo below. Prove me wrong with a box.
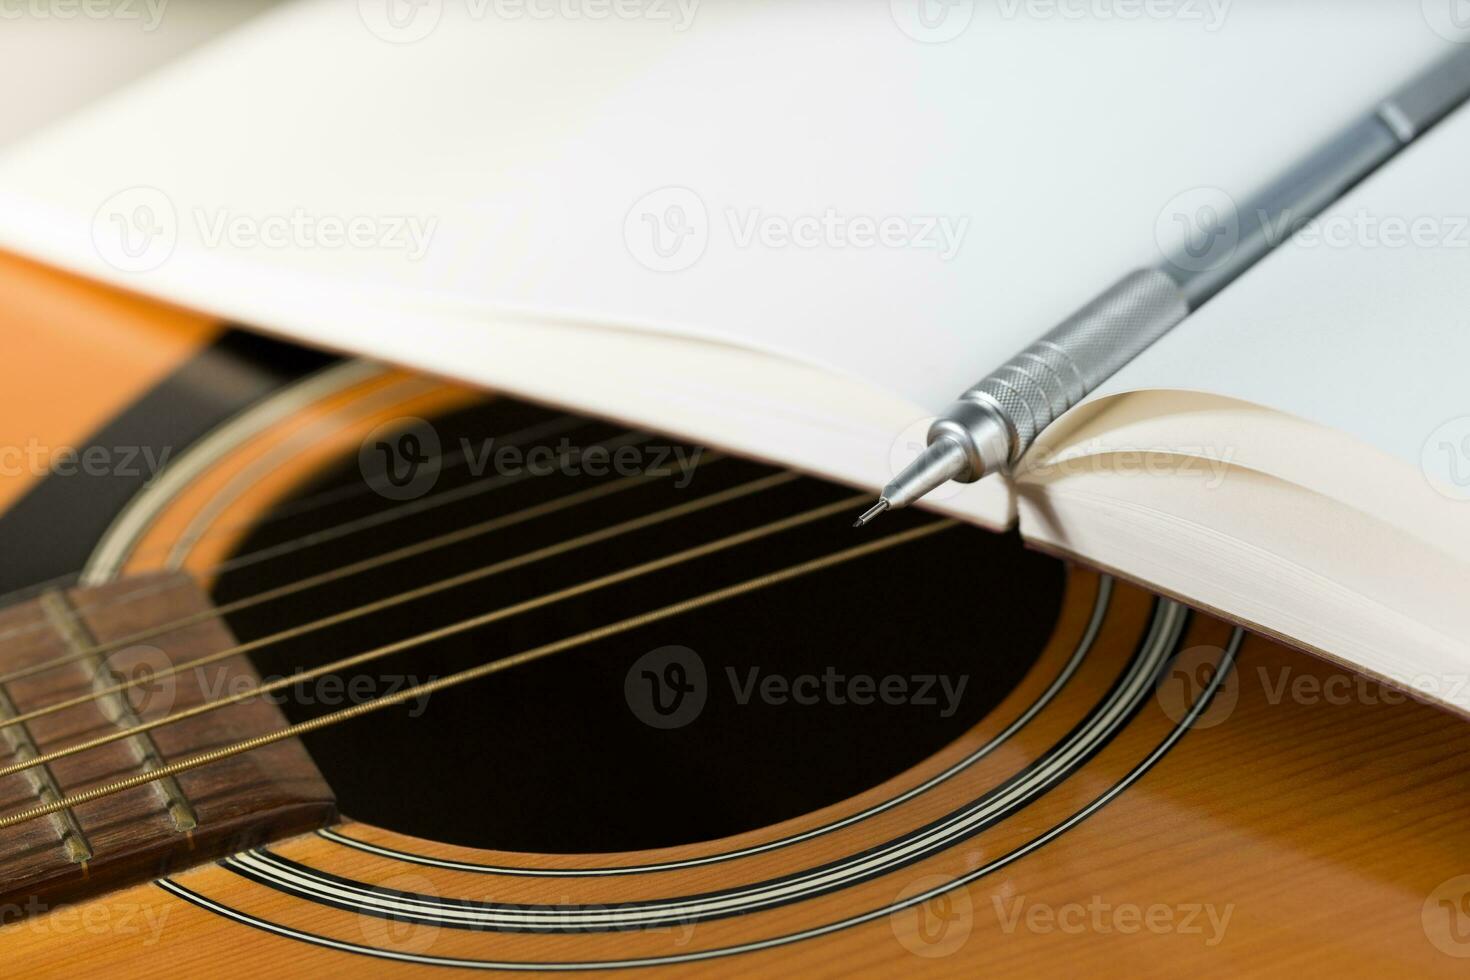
[2,254,1469,977]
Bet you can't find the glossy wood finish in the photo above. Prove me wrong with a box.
[0,252,217,514]
[0,573,335,910]
[111,367,482,585]
[5,575,1470,976]
[2,255,1469,976]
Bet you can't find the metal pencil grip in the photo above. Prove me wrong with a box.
[955,268,1188,461]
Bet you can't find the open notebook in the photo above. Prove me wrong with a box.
[0,0,1467,712]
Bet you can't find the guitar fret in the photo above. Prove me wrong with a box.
[39,592,198,834]
[0,572,333,911]
[0,678,92,864]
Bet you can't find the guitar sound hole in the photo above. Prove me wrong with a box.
[213,399,1064,853]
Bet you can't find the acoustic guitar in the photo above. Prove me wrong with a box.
[0,250,1467,977]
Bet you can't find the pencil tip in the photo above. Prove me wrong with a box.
[853,499,890,528]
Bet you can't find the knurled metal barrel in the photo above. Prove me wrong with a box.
[956,268,1188,461]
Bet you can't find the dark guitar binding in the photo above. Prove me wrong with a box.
[0,573,335,912]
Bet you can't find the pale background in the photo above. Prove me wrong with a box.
[0,0,278,147]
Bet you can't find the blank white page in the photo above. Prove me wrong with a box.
[0,0,1455,415]
[1096,99,1470,497]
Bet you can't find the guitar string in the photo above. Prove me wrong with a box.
[0,520,955,828]
[0,491,865,779]
[242,415,585,528]
[0,466,787,736]
[167,432,655,576]
[0,412,584,634]
[164,412,598,574]
[0,421,636,660]
[0,433,706,688]
[0,436,677,690]
[0,427,646,654]
[160,410,590,570]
